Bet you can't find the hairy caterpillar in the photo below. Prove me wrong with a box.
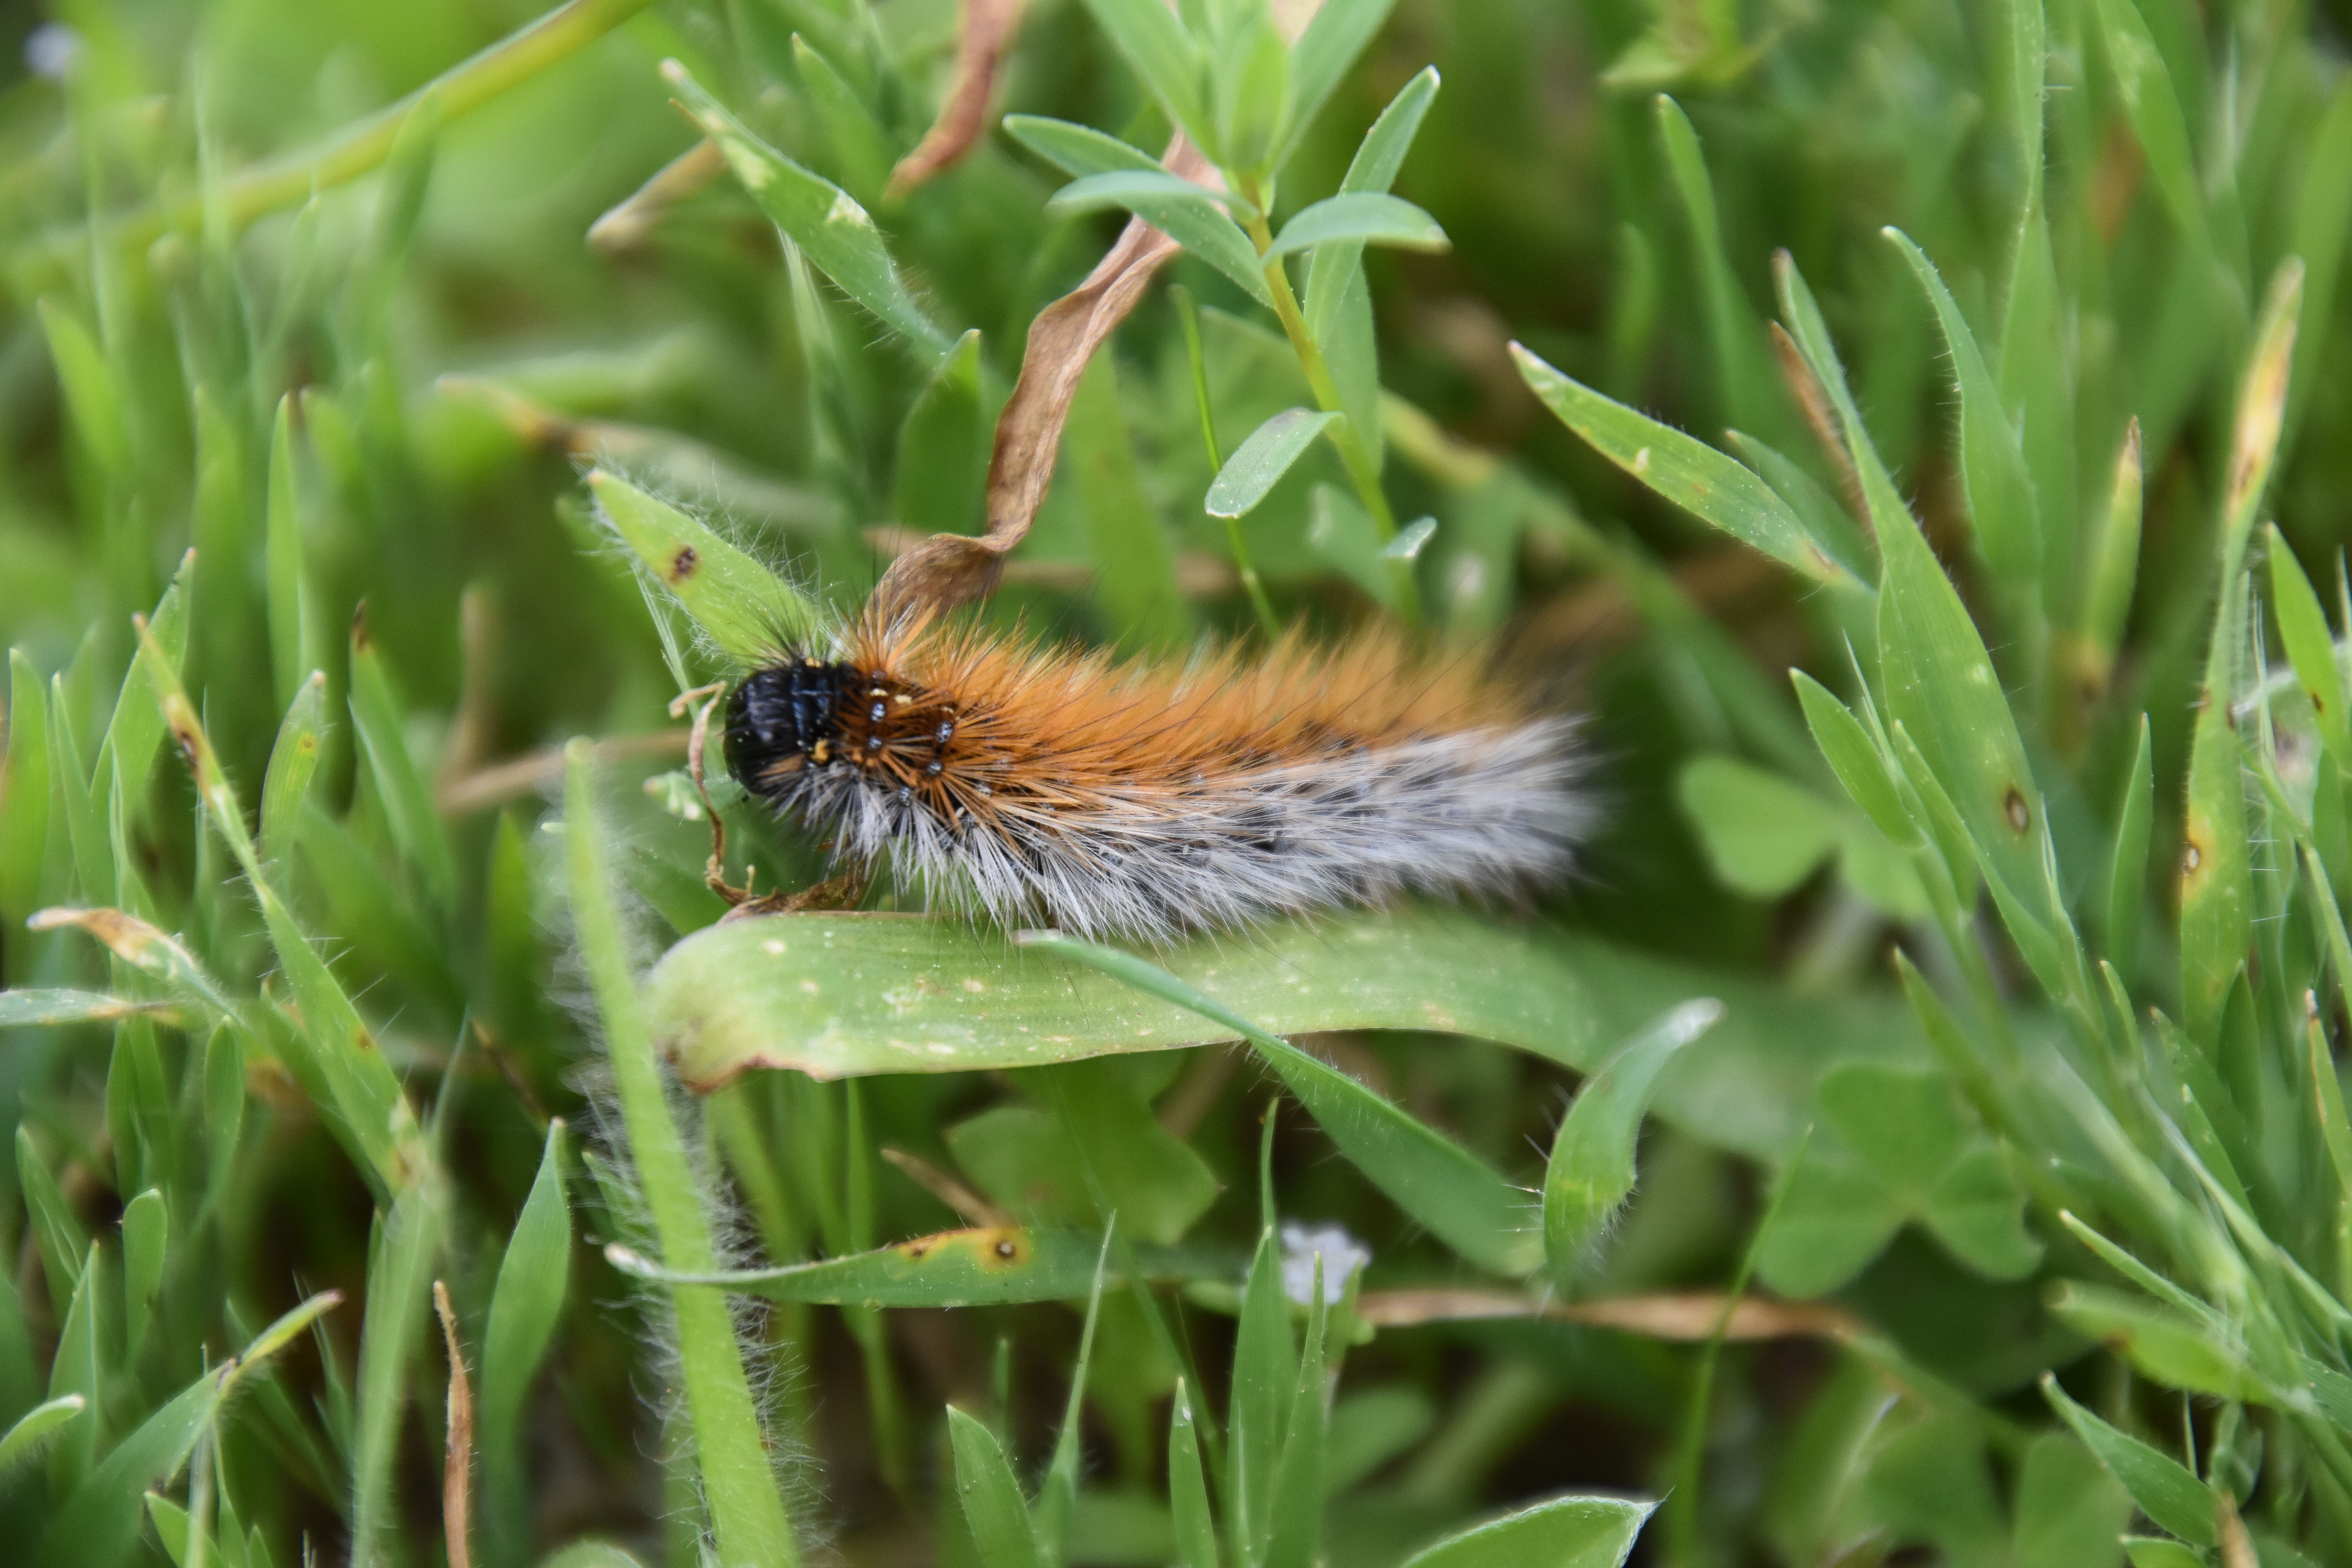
[722,607,1592,942]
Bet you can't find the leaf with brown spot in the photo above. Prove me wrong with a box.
[887,0,1028,197]
[27,906,236,1017]
[869,138,1216,621]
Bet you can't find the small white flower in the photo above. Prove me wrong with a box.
[25,24,78,81]
[1278,1220,1369,1306]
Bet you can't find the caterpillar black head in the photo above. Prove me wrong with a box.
[724,659,855,799]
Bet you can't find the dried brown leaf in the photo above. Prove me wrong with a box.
[869,139,1216,621]
[1354,1287,1861,1341]
[887,0,1029,197]
[434,1280,475,1568]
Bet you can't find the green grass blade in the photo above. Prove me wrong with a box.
[666,62,949,352]
[99,552,195,834]
[2105,716,2154,972]
[2077,420,2143,694]
[588,469,820,660]
[1035,1227,1114,1560]
[1511,343,1860,586]
[1073,0,1211,154]
[1543,1001,1722,1276]
[346,615,454,910]
[2268,527,2349,767]
[1045,172,1273,305]
[2089,0,2207,246]
[258,672,326,875]
[607,1226,1224,1305]
[263,395,315,714]
[36,1366,225,1568]
[1169,1382,1220,1568]
[2179,565,2252,1047]
[1397,1496,1656,1568]
[1655,97,1784,447]
[1279,0,1402,169]
[563,741,800,1567]
[1263,193,1445,259]
[2039,1374,2217,1546]
[120,1188,164,1358]
[1883,228,2041,597]
[1228,1226,1287,1564]
[481,1119,571,1565]
[946,1404,1045,1568]
[349,1185,441,1566]
[1020,931,1539,1274]
[1068,355,1191,651]
[0,1394,85,1474]
[1303,65,1437,338]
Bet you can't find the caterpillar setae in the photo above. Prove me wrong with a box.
[722,606,1593,942]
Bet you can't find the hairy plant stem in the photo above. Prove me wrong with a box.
[1238,174,1425,626]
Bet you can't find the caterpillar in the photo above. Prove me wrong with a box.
[722,607,1593,942]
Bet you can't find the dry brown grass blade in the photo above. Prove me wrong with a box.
[869,139,1215,621]
[887,0,1028,197]
[1354,1287,1861,1341]
[589,136,726,252]
[880,1146,1013,1227]
[1769,320,1868,534]
[434,1280,475,1568]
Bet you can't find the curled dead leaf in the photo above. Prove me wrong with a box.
[1354,1287,1862,1341]
[869,138,1219,622]
[887,0,1028,197]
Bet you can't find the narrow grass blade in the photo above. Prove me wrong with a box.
[101,552,195,829]
[664,62,948,352]
[1046,171,1270,305]
[0,1394,84,1474]
[1884,228,2040,593]
[1169,1382,1218,1568]
[350,1184,443,1566]
[347,614,455,909]
[2078,420,2143,693]
[1002,115,1165,178]
[2090,0,2207,245]
[2040,1375,2217,1546]
[607,1226,1221,1305]
[563,742,800,1567]
[588,469,820,658]
[1035,1227,1114,1558]
[2288,83,2352,451]
[2268,528,2349,767]
[265,394,312,712]
[946,1404,1045,1568]
[0,989,171,1028]
[1655,97,1783,447]
[1511,342,1859,586]
[121,1188,165,1357]
[2106,717,2154,971]
[1544,1001,1723,1276]
[1397,1496,1656,1568]
[35,1367,225,1568]
[258,672,326,874]
[1208,409,1338,518]
[481,1120,570,1563]
[1228,1227,1288,1564]
[2,649,53,924]
[2180,568,2252,1046]
[1303,65,1437,340]
[1022,931,1537,1274]
[1791,671,1918,849]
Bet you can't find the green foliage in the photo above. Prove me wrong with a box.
[10,0,2352,1563]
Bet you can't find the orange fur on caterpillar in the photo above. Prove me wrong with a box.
[722,606,1592,941]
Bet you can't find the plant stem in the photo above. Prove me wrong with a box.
[1176,283,1281,638]
[563,742,801,1568]
[1237,176,1425,626]
[10,0,660,292]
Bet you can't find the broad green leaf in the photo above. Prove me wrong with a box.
[2041,1374,2217,1545]
[1207,409,1339,517]
[664,62,949,352]
[1001,115,1165,178]
[1511,343,1857,586]
[1544,1001,1722,1271]
[1399,1496,1655,1568]
[1884,229,2040,592]
[1279,0,1403,169]
[1919,1146,2042,1279]
[1047,168,1250,220]
[2090,0,2206,245]
[1077,0,1210,152]
[946,1405,1045,1568]
[951,1062,1219,1244]
[2013,1433,2131,1568]
[1263,193,1446,259]
[588,469,820,658]
[2269,528,2349,767]
[1755,1155,1906,1297]
[644,908,1919,1160]
[1025,932,1540,1274]
[1817,1063,1969,1192]
[1677,756,1840,896]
